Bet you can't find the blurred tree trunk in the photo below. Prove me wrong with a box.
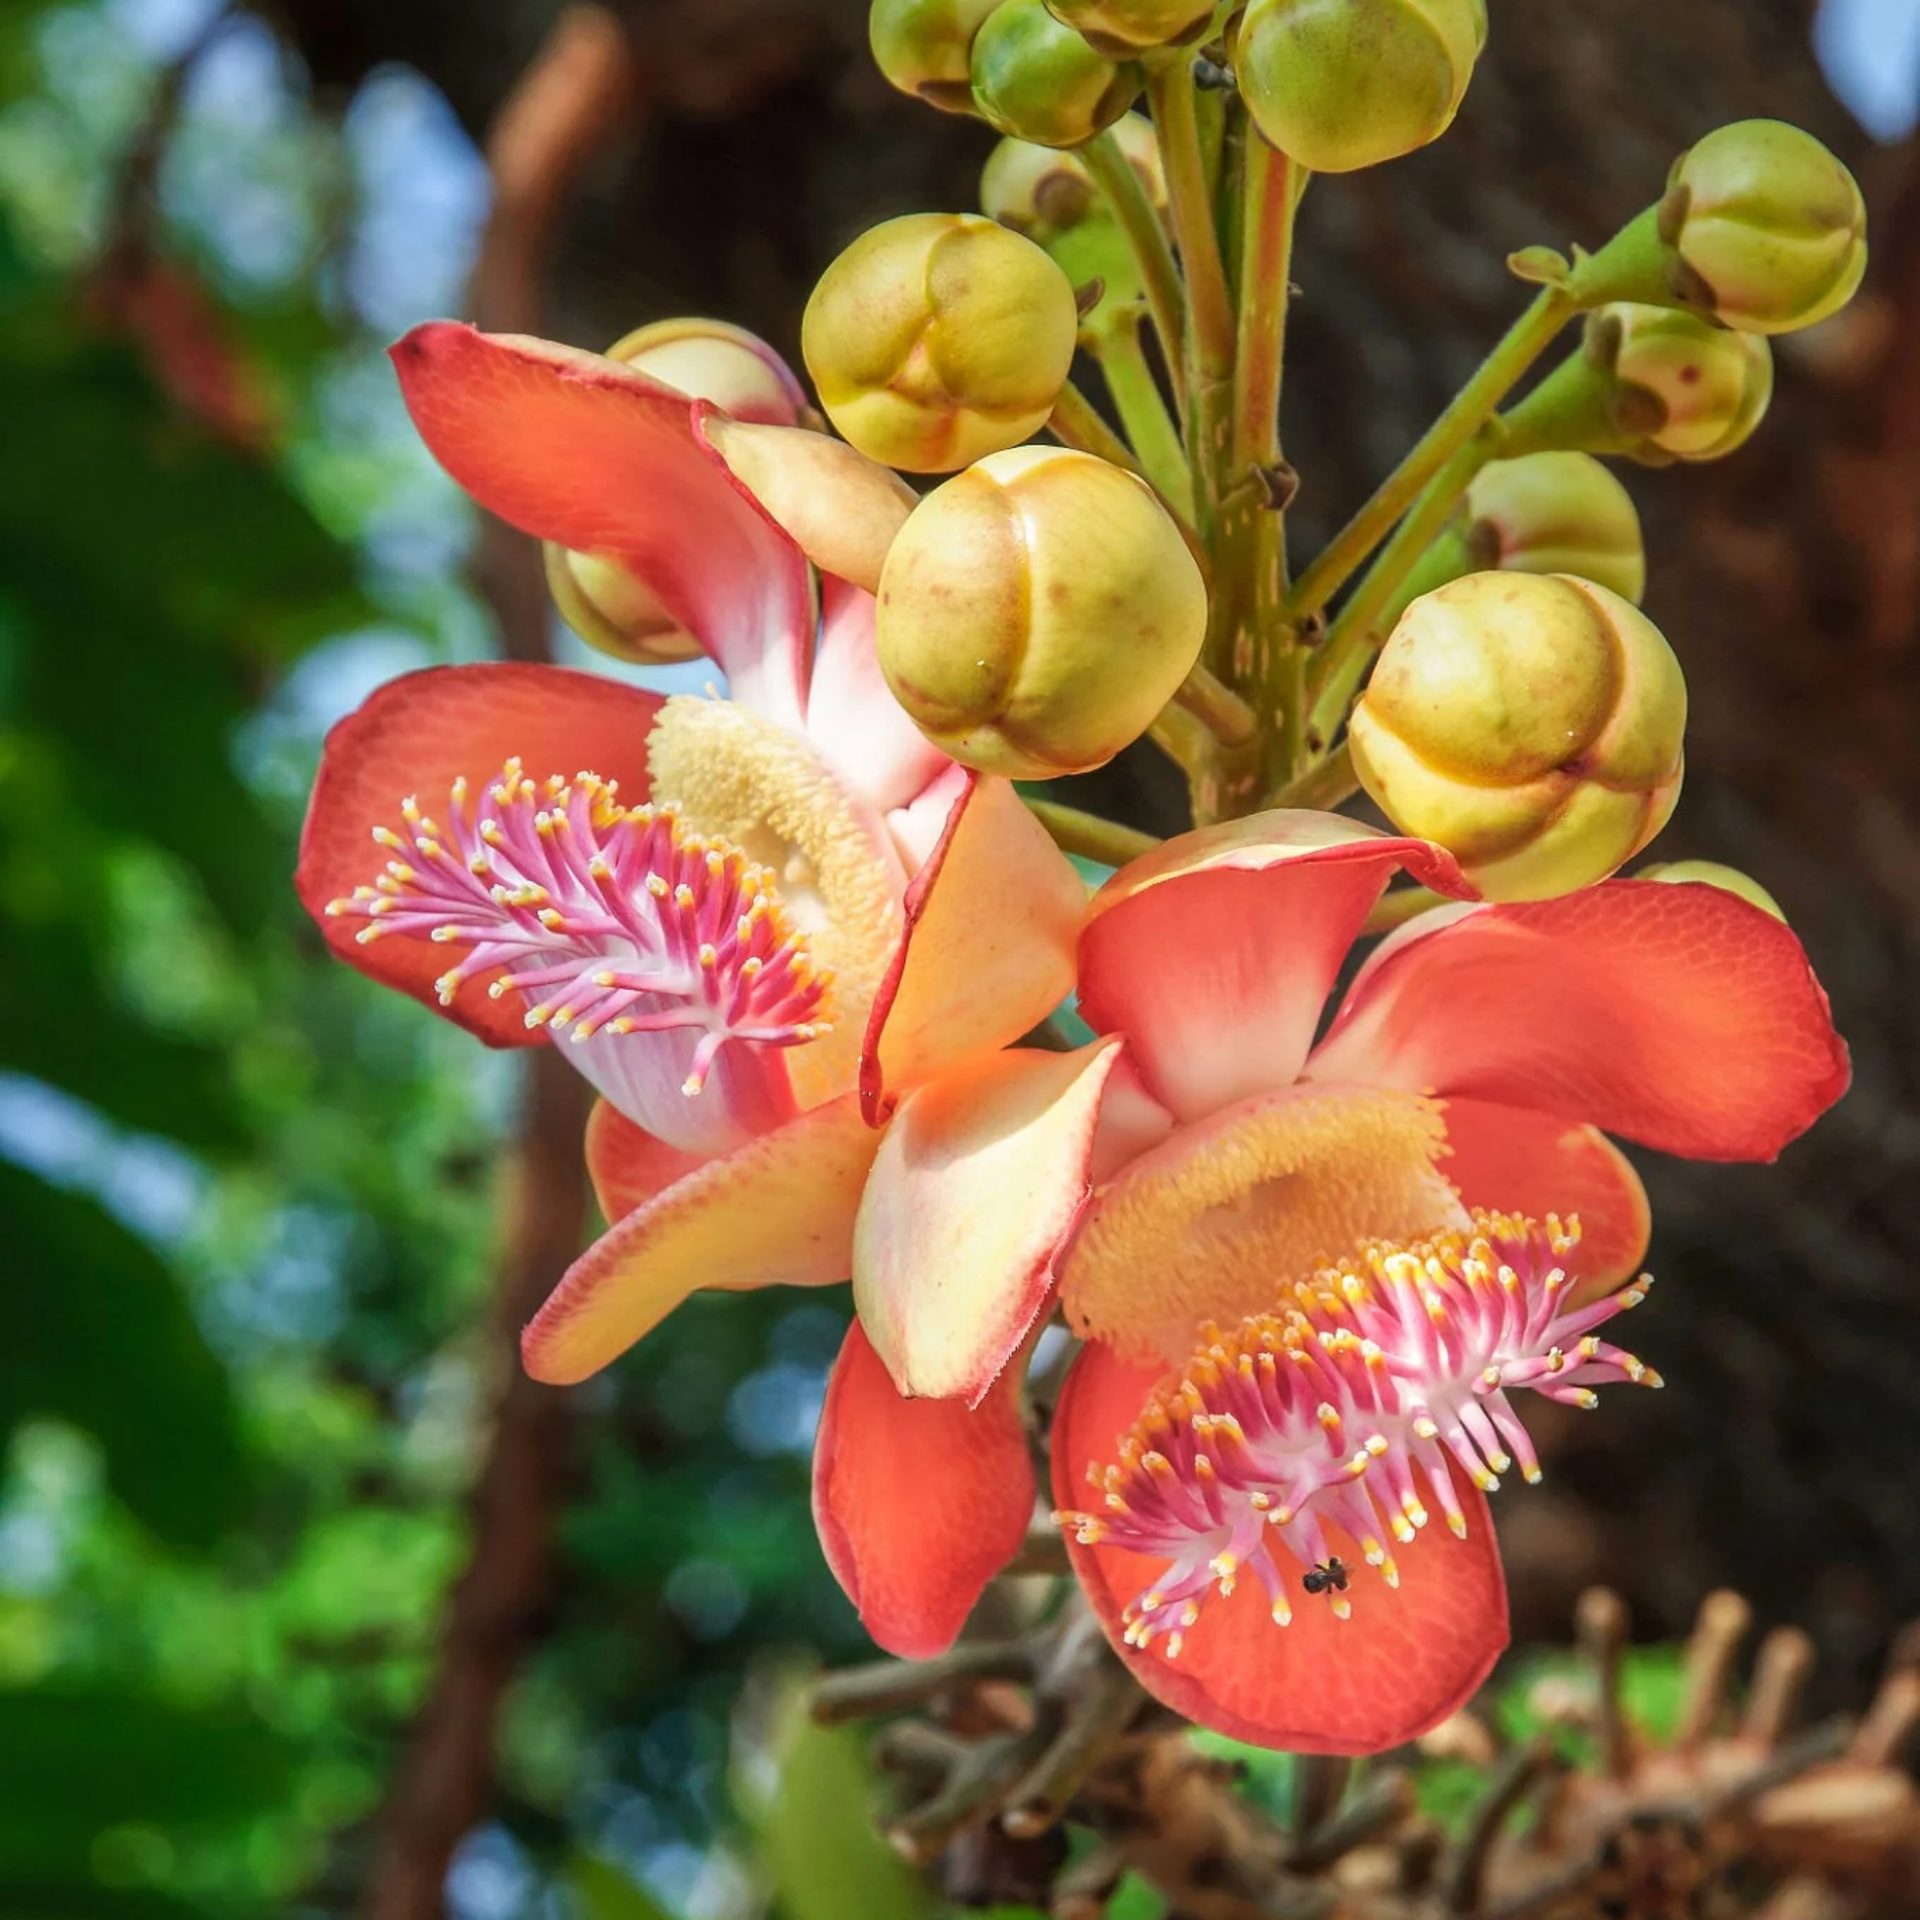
[258,0,1920,1697]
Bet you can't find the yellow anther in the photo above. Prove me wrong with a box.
[1330,1595,1352,1622]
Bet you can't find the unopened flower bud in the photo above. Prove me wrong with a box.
[544,546,703,665]
[875,445,1207,778]
[1235,0,1486,175]
[869,0,1004,111]
[1636,859,1785,921]
[802,212,1079,473]
[603,317,809,425]
[547,319,805,663]
[1044,0,1214,54]
[981,111,1164,241]
[1464,453,1645,603]
[1350,572,1686,902]
[1660,120,1868,335]
[1502,303,1774,468]
[970,0,1142,150]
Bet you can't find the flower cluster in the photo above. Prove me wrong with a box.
[299,5,1863,1760]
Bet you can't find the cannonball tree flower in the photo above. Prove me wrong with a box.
[815,811,1848,1748]
[297,321,1093,1396]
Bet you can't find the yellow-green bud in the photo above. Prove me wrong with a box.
[544,545,703,665]
[1235,0,1486,175]
[545,319,806,664]
[980,111,1164,241]
[802,212,1079,473]
[1636,859,1785,921]
[1660,120,1868,336]
[970,0,1142,150]
[605,317,808,425]
[869,0,1004,111]
[875,445,1207,778]
[1464,453,1646,604]
[1044,0,1214,54]
[1605,303,1773,462]
[1350,572,1686,902]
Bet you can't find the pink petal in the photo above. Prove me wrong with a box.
[1439,1095,1651,1304]
[522,1091,880,1384]
[861,775,1086,1125]
[1077,812,1471,1125]
[812,1318,1033,1659]
[390,323,812,726]
[805,578,952,814]
[1053,1345,1507,1755]
[1309,880,1851,1161]
[854,1041,1125,1403]
[295,663,661,1047]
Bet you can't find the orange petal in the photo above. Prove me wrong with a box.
[812,1318,1033,1659]
[390,323,812,724]
[855,1041,1125,1404]
[697,409,916,595]
[1061,1082,1467,1365]
[295,663,661,1046]
[523,1091,880,1383]
[1078,812,1471,1124]
[583,1099,708,1222]
[861,775,1086,1124]
[1439,1095,1651,1305]
[1054,1345,1508,1755]
[1311,880,1851,1161]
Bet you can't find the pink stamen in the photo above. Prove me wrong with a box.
[325,760,833,1098]
[1056,1211,1661,1655]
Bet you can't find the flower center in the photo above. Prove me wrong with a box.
[1056,1210,1659,1660]
[325,760,832,1100]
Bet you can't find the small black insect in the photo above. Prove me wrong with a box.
[1301,1557,1350,1596]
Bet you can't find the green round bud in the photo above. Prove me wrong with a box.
[1636,859,1785,921]
[1661,120,1868,336]
[1235,0,1486,174]
[1464,452,1646,604]
[876,445,1207,778]
[1604,302,1774,462]
[870,0,1004,111]
[970,0,1142,150]
[980,111,1164,241]
[1350,571,1686,902]
[1043,0,1214,54]
[543,545,703,665]
[802,211,1080,473]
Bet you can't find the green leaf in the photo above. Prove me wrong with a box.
[566,1854,681,1920]
[0,1161,248,1548]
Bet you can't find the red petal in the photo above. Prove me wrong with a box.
[812,1319,1033,1659]
[1440,1096,1651,1302]
[1078,813,1471,1124]
[1054,1345,1507,1754]
[294,663,661,1046]
[390,323,813,724]
[1310,881,1851,1161]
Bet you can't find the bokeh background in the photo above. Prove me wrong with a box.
[3,0,1919,1915]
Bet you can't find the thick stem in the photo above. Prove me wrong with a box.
[1091,312,1194,519]
[1172,660,1258,747]
[1270,739,1357,813]
[1083,129,1186,410]
[1022,798,1163,867]
[1049,381,1146,477]
[1288,286,1577,620]
[1306,429,1498,742]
